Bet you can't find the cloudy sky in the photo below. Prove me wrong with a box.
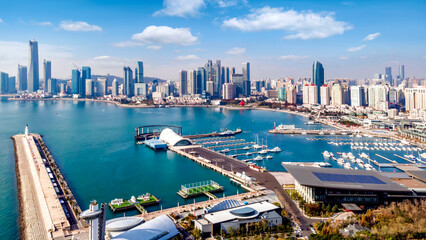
[0,0,425,80]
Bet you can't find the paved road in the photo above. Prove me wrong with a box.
[181,146,316,237]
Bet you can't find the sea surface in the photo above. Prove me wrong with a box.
[0,98,422,239]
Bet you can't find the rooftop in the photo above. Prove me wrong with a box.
[283,164,411,193]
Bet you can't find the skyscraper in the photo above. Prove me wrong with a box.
[179,70,187,96]
[312,61,324,103]
[0,72,9,94]
[135,61,144,83]
[17,65,27,91]
[399,65,405,81]
[123,67,134,97]
[320,85,330,105]
[385,67,392,85]
[111,79,118,96]
[242,62,250,97]
[97,78,107,96]
[81,66,91,97]
[85,79,94,97]
[47,78,57,94]
[213,60,221,96]
[188,70,196,95]
[197,67,206,94]
[28,40,39,92]
[43,60,51,90]
[350,86,364,107]
[72,69,81,95]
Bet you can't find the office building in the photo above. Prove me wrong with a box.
[320,84,330,105]
[59,83,66,93]
[225,67,230,83]
[188,70,196,95]
[222,83,236,100]
[278,87,286,101]
[231,74,244,97]
[28,40,39,92]
[350,86,364,107]
[134,83,148,97]
[283,164,412,205]
[0,72,9,94]
[242,62,250,97]
[85,79,94,97]
[206,80,214,97]
[368,85,389,110]
[399,65,405,81]
[8,76,16,93]
[43,60,51,90]
[213,60,221,96]
[313,61,324,103]
[135,61,144,83]
[72,69,80,95]
[123,67,133,97]
[111,79,118,96]
[286,84,297,104]
[179,70,187,96]
[385,67,392,85]
[197,67,206,93]
[97,78,107,96]
[331,84,343,106]
[81,66,91,97]
[47,78,57,94]
[17,65,27,91]
[388,88,398,107]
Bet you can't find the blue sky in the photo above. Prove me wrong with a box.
[0,0,425,80]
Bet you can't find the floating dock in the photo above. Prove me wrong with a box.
[144,138,168,150]
[177,180,224,199]
[109,193,160,213]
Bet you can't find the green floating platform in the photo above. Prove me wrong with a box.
[177,180,224,199]
[109,194,159,213]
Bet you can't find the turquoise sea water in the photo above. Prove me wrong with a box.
[0,98,421,239]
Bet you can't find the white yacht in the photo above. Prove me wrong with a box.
[259,149,268,154]
[344,162,351,169]
[219,148,230,153]
[269,147,282,152]
[253,156,263,161]
[265,155,273,159]
[337,158,345,165]
[276,124,300,130]
[243,146,250,150]
[322,151,331,158]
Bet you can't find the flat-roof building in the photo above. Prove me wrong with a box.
[283,164,413,205]
[194,201,282,237]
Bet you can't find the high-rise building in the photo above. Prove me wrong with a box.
[405,87,426,112]
[278,87,286,101]
[17,65,27,91]
[286,84,297,104]
[206,80,214,97]
[225,67,230,83]
[135,61,144,83]
[72,69,80,95]
[97,78,107,96]
[47,78,57,94]
[303,83,318,105]
[85,79,94,97]
[213,60,221,96]
[179,70,187,96]
[368,85,389,110]
[242,62,250,96]
[188,70,196,95]
[43,60,51,90]
[302,84,310,104]
[0,72,9,94]
[222,83,236,100]
[313,61,324,103]
[399,65,405,81]
[123,67,134,97]
[385,67,392,85]
[320,84,330,105]
[8,76,16,93]
[350,86,364,107]
[231,74,244,97]
[81,66,91,97]
[331,84,343,106]
[28,40,39,92]
[59,83,66,93]
[134,83,148,97]
[197,67,206,94]
[111,79,119,96]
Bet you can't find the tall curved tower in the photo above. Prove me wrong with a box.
[28,40,39,92]
[313,61,324,104]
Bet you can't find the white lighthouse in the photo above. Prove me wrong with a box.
[25,125,29,138]
[80,200,106,240]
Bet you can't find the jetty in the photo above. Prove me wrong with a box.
[269,129,352,135]
[177,180,224,199]
[109,193,159,213]
[12,127,88,240]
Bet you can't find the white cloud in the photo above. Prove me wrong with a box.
[29,20,52,26]
[222,7,352,40]
[347,44,366,52]
[341,1,354,6]
[176,54,200,60]
[154,0,205,17]
[93,56,111,60]
[112,41,145,48]
[131,25,198,46]
[363,32,381,41]
[0,18,3,24]
[338,56,349,60]
[59,20,102,32]
[147,45,162,51]
[278,55,309,61]
[226,47,245,55]
[216,0,248,8]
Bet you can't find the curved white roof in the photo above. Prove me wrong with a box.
[112,214,179,240]
[106,217,143,232]
[159,128,192,147]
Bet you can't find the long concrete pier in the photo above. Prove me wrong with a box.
[12,133,88,240]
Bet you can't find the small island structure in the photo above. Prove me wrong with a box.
[109,193,160,213]
[177,180,224,199]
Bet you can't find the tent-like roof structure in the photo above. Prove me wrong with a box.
[112,214,179,240]
[205,199,244,213]
[159,128,192,147]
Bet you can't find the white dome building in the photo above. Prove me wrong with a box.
[159,128,193,147]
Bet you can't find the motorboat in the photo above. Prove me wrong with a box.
[253,156,263,161]
[344,162,351,169]
[259,149,268,154]
[265,155,273,159]
[219,148,230,153]
[243,146,250,150]
[322,151,331,158]
[246,152,252,156]
[337,158,345,164]
[269,147,282,152]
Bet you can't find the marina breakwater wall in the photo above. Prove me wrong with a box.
[12,134,88,240]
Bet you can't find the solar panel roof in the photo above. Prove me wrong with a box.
[313,172,386,184]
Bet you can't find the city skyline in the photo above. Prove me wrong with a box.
[0,0,425,80]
